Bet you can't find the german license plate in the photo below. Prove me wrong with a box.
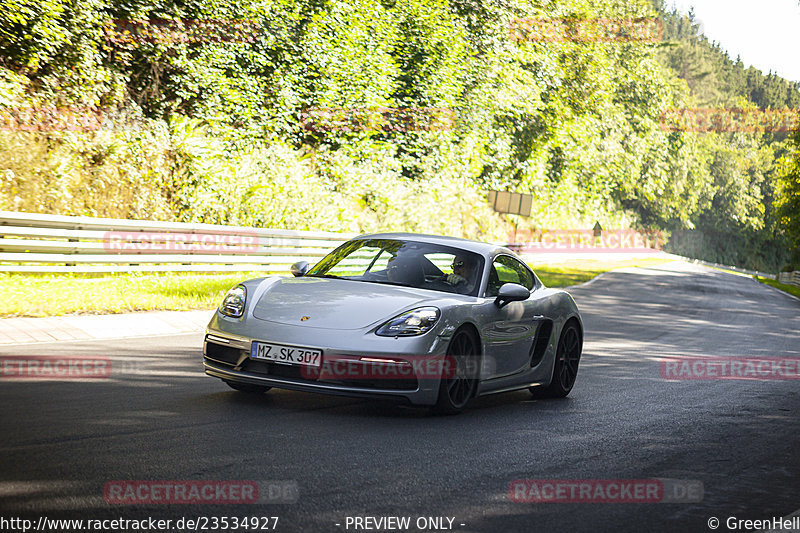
[250,341,322,367]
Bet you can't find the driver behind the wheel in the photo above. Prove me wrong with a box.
[446,255,477,293]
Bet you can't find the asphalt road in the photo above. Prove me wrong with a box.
[1,261,799,533]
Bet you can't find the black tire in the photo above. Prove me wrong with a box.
[531,321,581,398]
[433,328,480,415]
[224,380,271,394]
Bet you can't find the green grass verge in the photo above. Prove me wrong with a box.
[0,272,267,317]
[755,276,800,299]
[0,257,675,317]
[531,257,674,288]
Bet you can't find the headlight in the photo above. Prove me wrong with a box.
[376,307,440,337]
[219,285,246,318]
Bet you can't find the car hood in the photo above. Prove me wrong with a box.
[251,277,435,330]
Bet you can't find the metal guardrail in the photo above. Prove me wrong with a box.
[508,240,780,280]
[685,258,777,280]
[0,211,788,281]
[778,271,800,287]
[0,211,354,273]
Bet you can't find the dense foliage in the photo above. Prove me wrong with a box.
[1,0,799,270]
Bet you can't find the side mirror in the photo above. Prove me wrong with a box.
[290,261,310,277]
[494,283,530,308]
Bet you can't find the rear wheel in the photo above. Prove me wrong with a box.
[434,329,479,415]
[224,380,271,394]
[530,321,581,398]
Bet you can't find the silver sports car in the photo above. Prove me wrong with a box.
[203,233,583,413]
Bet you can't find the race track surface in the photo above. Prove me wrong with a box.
[1,262,798,532]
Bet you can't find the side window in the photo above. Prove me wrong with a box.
[515,261,535,290]
[487,255,534,296]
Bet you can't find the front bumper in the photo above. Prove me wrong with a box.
[203,327,447,406]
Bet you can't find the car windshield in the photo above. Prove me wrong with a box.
[306,239,485,296]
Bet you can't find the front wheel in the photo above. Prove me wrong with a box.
[434,329,479,415]
[224,380,271,394]
[531,321,581,398]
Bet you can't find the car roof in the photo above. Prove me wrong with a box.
[352,232,516,258]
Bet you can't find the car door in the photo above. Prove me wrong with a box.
[480,255,542,378]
